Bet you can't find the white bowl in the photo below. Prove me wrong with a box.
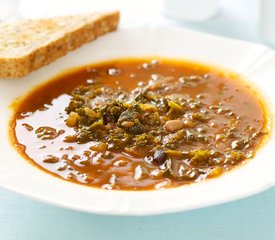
[0,24,275,216]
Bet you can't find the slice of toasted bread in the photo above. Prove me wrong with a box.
[0,11,119,78]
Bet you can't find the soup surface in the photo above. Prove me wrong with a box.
[11,58,268,190]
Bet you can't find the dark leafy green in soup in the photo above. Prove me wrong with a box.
[11,58,269,190]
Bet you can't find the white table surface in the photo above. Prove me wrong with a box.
[1,0,275,239]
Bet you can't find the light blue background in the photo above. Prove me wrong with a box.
[1,1,274,239]
[1,187,275,240]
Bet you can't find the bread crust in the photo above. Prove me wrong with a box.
[0,11,119,78]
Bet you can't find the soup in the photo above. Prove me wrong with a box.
[10,58,269,190]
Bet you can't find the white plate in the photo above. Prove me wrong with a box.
[0,24,275,216]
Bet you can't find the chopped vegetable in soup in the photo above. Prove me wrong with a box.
[10,58,269,190]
